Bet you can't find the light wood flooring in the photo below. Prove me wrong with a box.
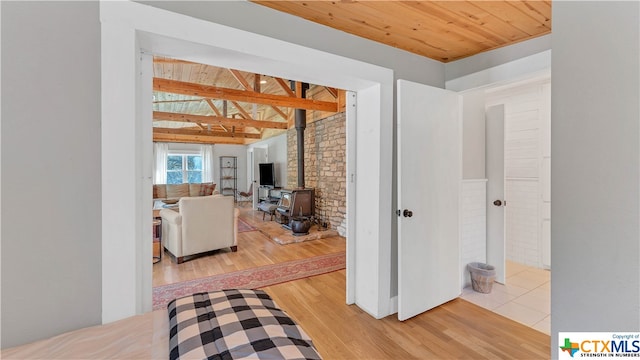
[3,269,550,359]
[264,270,550,359]
[4,208,550,358]
[153,207,346,286]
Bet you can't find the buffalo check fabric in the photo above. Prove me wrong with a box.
[168,289,322,360]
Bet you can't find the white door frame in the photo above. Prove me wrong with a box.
[100,1,394,323]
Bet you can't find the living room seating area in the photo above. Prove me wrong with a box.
[160,195,238,264]
[153,182,217,200]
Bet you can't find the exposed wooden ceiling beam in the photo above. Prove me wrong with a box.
[325,87,339,98]
[153,127,261,139]
[228,69,253,91]
[231,101,250,119]
[153,133,247,145]
[228,70,289,121]
[153,111,288,129]
[153,78,337,112]
[275,78,296,97]
[270,106,288,120]
[204,99,223,117]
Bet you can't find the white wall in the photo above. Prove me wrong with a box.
[461,90,486,179]
[247,133,288,190]
[445,34,551,82]
[460,180,487,288]
[213,144,247,195]
[551,2,640,356]
[1,2,102,348]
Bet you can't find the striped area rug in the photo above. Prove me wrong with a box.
[152,251,346,310]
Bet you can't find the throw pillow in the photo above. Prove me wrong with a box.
[200,182,216,196]
[155,185,167,199]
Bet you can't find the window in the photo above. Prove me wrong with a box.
[166,154,202,184]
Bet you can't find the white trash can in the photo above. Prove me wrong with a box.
[467,262,496,294]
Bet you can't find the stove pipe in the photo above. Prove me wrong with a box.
[291,81,309,189]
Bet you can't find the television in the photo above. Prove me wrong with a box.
[258,163,276,187]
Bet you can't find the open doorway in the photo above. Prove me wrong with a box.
[100,1,395,323]
[460,75,551,335]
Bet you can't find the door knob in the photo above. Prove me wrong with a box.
[493,200,502,206]
[403,209,413,218]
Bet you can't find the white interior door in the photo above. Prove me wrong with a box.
[397,80,461,321]
[486,105,506,283]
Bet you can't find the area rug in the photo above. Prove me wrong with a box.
[237,217,257,233]
[152,251,346,310]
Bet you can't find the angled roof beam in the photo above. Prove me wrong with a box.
[228,69,290,120]
[204,99,223,117]
[275,77,296,97]
[228,69,253,91]
[231,100,250,119]
[325,87,339,98]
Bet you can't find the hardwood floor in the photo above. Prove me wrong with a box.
[263,271,550,359]
[151,207,549,359]
[3,269,550,359]
[10,207,548,359]
[153,207,346,286]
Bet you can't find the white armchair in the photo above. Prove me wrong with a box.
[160,195,239,264]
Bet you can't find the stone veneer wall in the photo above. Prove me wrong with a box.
[287,112,346,233]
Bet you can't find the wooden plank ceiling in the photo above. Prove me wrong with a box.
[154,1,551,144]
[253,1,551,62]
[153,58,344,145]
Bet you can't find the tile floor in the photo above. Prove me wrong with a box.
[461,260,550,335]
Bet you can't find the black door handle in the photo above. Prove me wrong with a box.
[493,199,502,206]
[403,209,413,218]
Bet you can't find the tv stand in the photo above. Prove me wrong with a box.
[258,186,281,204]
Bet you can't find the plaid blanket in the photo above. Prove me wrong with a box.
[168,289,322,359]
